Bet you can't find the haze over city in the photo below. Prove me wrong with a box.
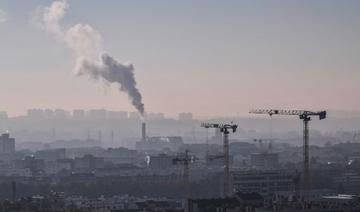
[0,0,359,117]
[0,1,360,212]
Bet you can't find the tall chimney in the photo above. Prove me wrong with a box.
[142,122,146,142]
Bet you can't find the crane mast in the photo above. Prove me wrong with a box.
[201,122,237,197]
[173,150,193,199]
[249,109,326,198]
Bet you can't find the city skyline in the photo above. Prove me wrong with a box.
[0,0,359,117]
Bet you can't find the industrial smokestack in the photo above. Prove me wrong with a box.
[37,0,145,117]
[142,122,146,142]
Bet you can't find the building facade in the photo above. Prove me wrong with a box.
[232,170,295,197]
[0,133,15,154]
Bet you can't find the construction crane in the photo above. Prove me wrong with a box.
[173,150,197,199]
[249,109,326,197]
[201,122,237,196]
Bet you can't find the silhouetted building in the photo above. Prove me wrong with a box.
[233,170,295,196]
[54,109,68,119]
[129,111,140,120]
[0,133,15,154]
[250,153,279,169]
[136,136,184,152]
[178,112,193,121]
[147,112,165,120]
[73,109,85,119]
[49,139,101,149]
[149,154,174,169]
[73,154,105,173]
[103,147,139,164]
[27,109,44,119]
[15,156,45,176]
[44,109,54,119]
[188,192,263,212]
[87,109,107,120]
[0,111,8,119]
[35,148,66,161]
[107,110,128,120]
[333,173,360,194]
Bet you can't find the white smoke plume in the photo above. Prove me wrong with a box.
[38,0,144,116]
[0,9,8,23]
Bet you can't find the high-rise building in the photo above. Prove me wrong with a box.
[233,170,295,196]
[54,109,68,119]
[178,112,193,121]
[147,113,165,120]
[250,153,279,169]
[149,154,174,169]
[0,111,8,119]
[0,133,15,154]
[44,109,54,119]
[27,109,44,119]
[107,111,128,120]
[73,109,85,119]
[87,109,107,120]
[129,111,140,120]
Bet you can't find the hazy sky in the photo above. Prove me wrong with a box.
[0,0,359,117]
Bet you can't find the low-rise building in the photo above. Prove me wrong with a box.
[149,154,174,169]
[73,154,105,173]
[232,170,295,197]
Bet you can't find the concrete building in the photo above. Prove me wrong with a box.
[147,112,165,120]
[107,111,128,120]
[136,136,184,152]
[73,109,85,119]
[73,154,105,173]
[250,153,279,169]
[87,109,107,120]
[232,170,295,197]
[129,111,140,120]
[0,111,8,119]
[103,147,139,164]
[0,133,15,154]
[44,109,54,119]
[35,148,66,161]
[149,154,174,169]
[15,156,45,176]
[54,109,68,119]
[27,109,44,119]
[333,173,360,194]
[188,192,264,212]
